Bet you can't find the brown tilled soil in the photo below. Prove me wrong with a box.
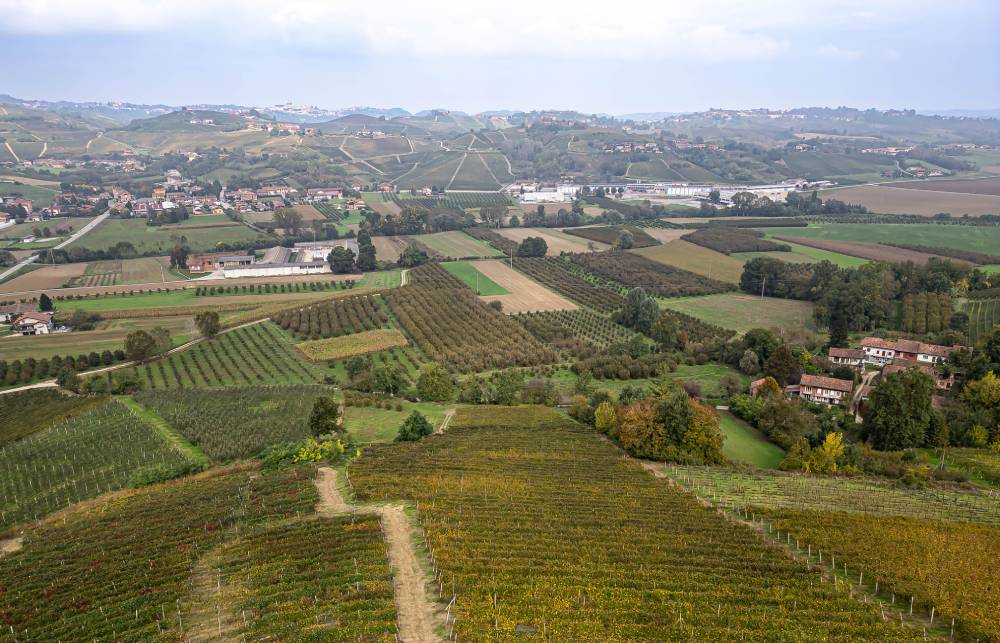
[496,227,603,255]
[373,235,410,262]
[818,185,1000,216]
[776,236,967,265]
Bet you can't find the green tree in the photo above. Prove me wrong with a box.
[308,396,340,437]
[327,246,357,273]
[398,242,429,267]
[396,411,433,442]
[594,401,617,435]
[272,207,304,236]
[765,344,800,386]
[194,311,220,339]
[682,401,726,464]
[38,293,53,312]
[516,237,548,257]
[356,230,377,271]
[615,230,634,249]
[739,349,760,375]
[56,368,81,393]
[416,363,455,401]
[863,370,935,450]
[492,370,524,405]
[124,330,158,363]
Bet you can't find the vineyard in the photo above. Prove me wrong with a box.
[564,225,661,248]
[766,509,1000,641]
[213,514,397,640]
[0,389,106,447]
[513,257,626,312]
[327,344,429,383]
[350,408,920,640]
[295,328,409,361]
[570,251,734,298]
[937,448,1000,487]
[131,385,334,460]
[464,226,518,255]
[681,227,791,254]
[965,297,999,344]
[384,265,558,371]
[660,465,1000,524]
[0,399,196,530]
[194,280,355,296]
[129,322,326,389]
[392,192,513,210]
[272,293,389,340]
[0,464,319,640]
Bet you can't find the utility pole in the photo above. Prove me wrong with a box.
[761,276,766,299]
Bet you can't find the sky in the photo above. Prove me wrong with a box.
[0,0,997,115]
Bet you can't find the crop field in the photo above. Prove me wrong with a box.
[818,185,1000,216]
[342,135,412,158]
[762,223,1000,256]
[887,177,1000,195]
[515,309,639,351]
[495,226,601,254]
[441,260,509,295]
[394,152,464,189]
[564,225,661,248]
[513,257,625,312]
[0,261,86,291]
[69,217,274,254]
[408,230,503,258]
[632,240,746,284]
[372,234,409,261]
[129,322,326,389]
[731,249,817,264]
[0,399,197,530]
[132,385,333,460]
[351,407,918,640]
[0,315,196,362]
[0,389,106,447]
[384,264,557,371]
[471,259,578,313]
[214,515,397,640]
[273,293,389,339]
[964,298,999,344]
[766,509,999,641]
[449,153,505,190]
[0,464,318,640]
[295,328,409,361]
[775,237,957,265]
[62,257,171,288]
[719,411,785,468]
[570,251,733,298]
[660,293,817,334]
[780,151,895,180]
[660,465,1000,524]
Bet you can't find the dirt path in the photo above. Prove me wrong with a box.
[314,467,441,642]
[0,537,23,557]
[446,153,467,190]
[4,141,19,163]
[400,268,410,286]
[435,409,456,434]
[181,546,242,642]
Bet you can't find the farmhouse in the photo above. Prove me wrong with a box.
[0,303,35,323]
[796,374,853,405]
[11,312,54,335]
[828,347,865,370]
[860,337,967,366]
[217,255,254,268]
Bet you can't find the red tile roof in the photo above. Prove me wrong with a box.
[799,374,854,392]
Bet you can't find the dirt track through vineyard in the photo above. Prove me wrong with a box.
[315,467,440,642]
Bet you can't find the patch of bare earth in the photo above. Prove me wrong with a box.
[639,228,687,243]
[0,536,23,557]
[373,235,410,262]
[495,227,603,255]
[472,259,578,313]
[314,467,441,643]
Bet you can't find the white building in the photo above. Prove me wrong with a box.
[521,191,567,204]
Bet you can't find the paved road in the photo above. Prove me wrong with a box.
[0,209,111,282]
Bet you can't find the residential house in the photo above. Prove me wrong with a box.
[12,312,54,335]
[0,303,35,323]
[306,187,343,200]
[860,337,898,365]
[861,337,967,366]
[828,347,865,370]
[797,374,853,405]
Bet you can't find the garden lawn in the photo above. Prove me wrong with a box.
[719,411,785,468]
[441,261,509,295]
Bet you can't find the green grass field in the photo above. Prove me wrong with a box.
[344,400,457,444]
[441,260,509,295]
[761,223,1000,255]
[731,249,816,264]
[69,217,274,254]
[410,231,503,258]
[356,269,401,289]
[719,411,785,468]
[0,182,60,207]
[548,363,747,399]
[660,293,817,334]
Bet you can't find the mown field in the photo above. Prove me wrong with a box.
[350,406,919,640]
[632,240,746,284]
[68,217,274,254]
[659,293,817,334]
[408,231,503,258]
[719,411,785,468]
[441,260,508,295]
[760,223,1000,255]
[818,184,1000,216]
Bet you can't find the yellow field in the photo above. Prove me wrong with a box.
[632,239,746,284]
[294,328,408,360]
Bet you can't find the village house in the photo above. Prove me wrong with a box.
[256,185,298,198]
[306,187,343,201]
[796,374,854,405]
[12,311,54,335]
[827,347,865,370]
[861,337,966,366]
[0,303,36,323]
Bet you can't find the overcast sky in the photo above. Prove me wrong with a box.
[0,0,997,114]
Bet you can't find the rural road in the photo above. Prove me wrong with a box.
[0,209,111,283]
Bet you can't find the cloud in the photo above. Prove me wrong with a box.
[817,44,864,60]
[0,0,955,63]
